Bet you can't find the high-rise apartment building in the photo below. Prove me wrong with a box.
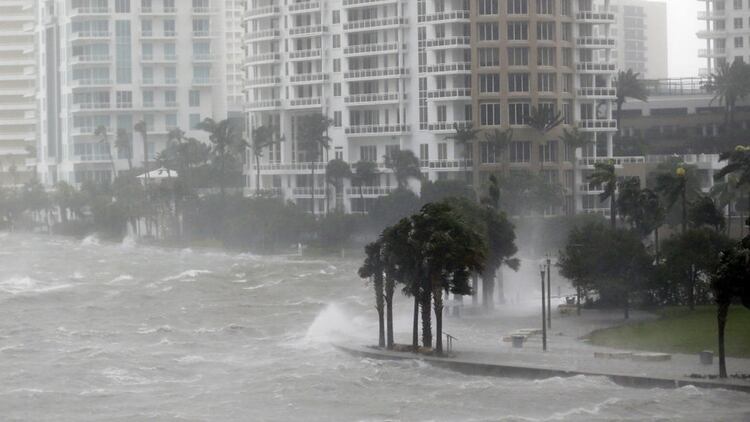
[607,0,667,78]
[0,0,38,186]
[36,0,242,186]
[245,0,618,216]
[698,0,750,73]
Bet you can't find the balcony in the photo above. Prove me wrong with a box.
[576,62,616,73]
[419,62,471,74]
[246,76,281,87]
[576,119,617,132]
[344,42,403,56]
[70,7,111,18]
[343,0,399,7]
[192,53,217,62]
[246,99,282,110]
[421,160,472,170]
[345,186,395,196]
[427,88,472,100]
[139,6,177,15]
[192,78,219,86]
[70,31,111,42]
[71,102,111,112]
[245,5,281,19]
[292,187,327,196]
[344,67,408,80]
[140,54,178,63]
[345,124,410,136]
[576,37,615,48]
[192,7,219,14]
[245,29,281,42]
[697,29,727,39]
[258,162,327,173]
[697,10,725,20]
[425,121,472,132]
[288,1,320,13]
[289,73,329,84]
[419,10,470,24]
[575,12,615,23]
[70,55,111,65]
[288,49,322,61]
[244,52,281,65]
[421,36,471,49]
[698,48,726,58]
[192,31,220,39]
[70,78,112,88]
[288,25,328,37]
[343,17,408,32]
[344,92,405,105]
[578,156,645,167]
[288,97,322,108]
[577,87,617,99]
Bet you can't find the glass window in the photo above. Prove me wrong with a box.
[189,90,200,107]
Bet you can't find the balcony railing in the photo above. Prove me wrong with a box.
[288,25,328,37]
[344,67,408,80]
[289,73,329,83]
[427,88,471,99]
[345,186,394,196]
[421,36,471,48]
[345,124,410,135]
[577,87,617,98]
[344,42,403,55]
[576,62,616,72]
[577,119,617,131]
[293,187,327,196]
[419,62,471,74]
[343,17,408,31]
[288,1,320,12]
[258,162,327,171]
[576,37,616,47]
[419,10,470,23]
[288,97,322,107]
[344,92,404,104]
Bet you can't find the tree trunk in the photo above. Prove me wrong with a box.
[624,291,630,320]
[433,287,444,355]
[689,267,696,311]
[576,287,581,316]
[610,193,616,229]
[359,183,365,214]
[255,154,261,193]
[681,187,687,234]
[311,165,316,215]
[385,276,394,349]
[717,301,729,378]
[471,273,478,305]
[497,267,505,304]
[616,101,623,138]
[374,273,385,348]
[482,269,495,309]
[654,227,660,264]
[412,294,419,351]
[420,288,432,349]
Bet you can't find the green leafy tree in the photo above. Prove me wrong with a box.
[705,60,750,130]
[483,128,514,169]
[654,165,699,234]
[689,196,725,231]
[614,69,649,135]
[352,160,378,213]
[134,120,150,179]
[711,174,746,236]
[715,145,750,224]
[588,161,618,228]
[197,118,247,197]
[325,158,352,212]
[421,179,474,204]
[384,149,421,190]
[250,125,282,194]
[359,240,386,347]
[297,114,332,214]
[617,179,665,259]
[95,125,116,179]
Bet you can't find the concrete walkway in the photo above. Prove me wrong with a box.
[341,303,750,392]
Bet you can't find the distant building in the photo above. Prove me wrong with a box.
[698,0,750,74]
[0,0,38,186]
[605,0,668,78]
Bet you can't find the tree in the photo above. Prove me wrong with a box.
[134,120,150,179]
[421,179,474,204]
[359,240,386,348]
[95,125,116,179]
[588,161,618,228]
[689,196,725,232]
[617,179,665,260]
[445,123,480,182]
[614,69,649,136]
[715,145,750,222]
[711,174,745,236]
[654,165,698,234]
[384,149,421,190]
[560,127,593,215]
[705,60,750,130]
[352,160,378,213]
[483,128,513,169]
[250,124,282,194]
[527,106,565,135]
[115,129,133,171]
[711,236,750,377]
[326,158,352,212]
[197,118,246,197]
[297,114,332,214]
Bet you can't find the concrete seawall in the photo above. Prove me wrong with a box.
[335,344,750,393]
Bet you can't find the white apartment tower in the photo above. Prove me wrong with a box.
[607,0,667,79]
[0,0,38,186]
[245,0,618,216]
[698,0,750,73]
[36,0,241,186]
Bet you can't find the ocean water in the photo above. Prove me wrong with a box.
[0,233,747,421]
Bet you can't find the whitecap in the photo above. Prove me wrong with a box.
[161,270,212,282]
[81,235,99,246]
[107,275,134,285]
[175,355,206,364]
[71,272,84,280]
[137,325,173,334]
[0,276,72,295]
[232,279,248,283]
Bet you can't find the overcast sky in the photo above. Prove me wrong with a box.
[665,0,702,78]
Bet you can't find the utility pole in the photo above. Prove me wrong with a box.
[547,256,552,329]
[540,264,547,352]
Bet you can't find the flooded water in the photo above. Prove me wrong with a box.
[0,233,748,421]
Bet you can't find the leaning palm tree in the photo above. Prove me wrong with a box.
[384,149,421,190]
[134,120,150,180]
[445,122,480,183]
[352,160,378,214]
[560,127,593,215]
[483,128,513,170]
[527,106,565,135]
[115,129,133,171]
[297,114,332,214]
[95,125,116,180]
[711,174,743,236]
[250,125,282,194]
[197,118,246,198]
[705,61,750,130]
[655,166,696,234]
[325,158,352,212]
[588,160,618,228]
[359,240,386,348]
[715,145,750,216]
[614,69,649,136]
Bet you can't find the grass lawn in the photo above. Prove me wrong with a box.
[587,306,750,358]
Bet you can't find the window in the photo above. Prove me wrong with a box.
[333,111,342,127]
[189,90,200,107]
[508,47,529,66]
[480,74,500,93]
[736,37,745,48]
[734,0,743,9]
[115,0,130,13]
[142,66,153,84]
[141,43,153,60]
[508,73,529,92]
[540,141,559,163]
[561,0,571,16]
[165,66,177,84]
[385,145,400,160]
[735,18,744,29]
[478,23,499,41]
[360,145,377,162]
[480,142,499,164]
[508,103,530,125]
[508,22,528,41]
[166,113,177,130]
[116,91,132,108]
[164,43,176,59]
[332,10,340,24]
[509,141,531,162]
[479,103,502,126]
[507,0,528,14]
[420,144,429,161]
[537,22,555,41]
[165,90,176,106]
[437,105,447,122]
[478,48,500,67]
[142,90,153,107]
[115,21,132,84]
[438,143,448,160]
[189,113,201,129]
[537,0,554,14]
[333,59,340,72]
[562,23,572,41]
[538,73,555,91]
[164,19,176,36]
[538,47,556,66]
[478,0,499,15]
[141,20,152,36]
[333,34,340,48]
[334,83,341,96]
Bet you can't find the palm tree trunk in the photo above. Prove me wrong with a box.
[472,273,478,305]
[420,287,432,349]
[311,165,316,215]
[576,286,582,316]
[385,276,394,349]
[654,227,660,263]
[689,267,696,311]
[682,188,687,234]
[374,274,385,348]
[412,294,419,350]
[572,160,578,215]
[717,301,729,378]
[433,286,444,355]
[255,154,261,193]
[610,194,616,229]
[482,269,495,309]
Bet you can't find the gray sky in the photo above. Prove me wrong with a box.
[665,0,702,78]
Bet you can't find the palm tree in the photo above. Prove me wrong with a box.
[134,120,150,180]
[359,240,386,348]
[297,114,332,214]
[655,165,694,234]
[705,61,750,130]
[527,106,565,135]
[560,127,592,215]
[197,118,246,197]
[384,149,421,190]
[483,128,513,172]
[326,158,352,212]
[95,125,117,180]
[588,161,618,228]
[614,69,649,136]
[711,174,747,236]
[715,146,750,221]
[250,124,282,194]
[352,160,378,214]
[617,179,665,260]
[445,123,480,183]
[115,129,133,171]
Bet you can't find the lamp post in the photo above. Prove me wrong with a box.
[547,255,552,329]
[539,263,547,352]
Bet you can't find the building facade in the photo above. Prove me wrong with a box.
[698,0,750,74]
[0,0,38,186]
[36,0,242,187]
[245,0,619,216]
[607,0,667,78]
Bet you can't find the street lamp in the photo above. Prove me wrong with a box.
[546,255,552,330]
[539,263,547,352]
